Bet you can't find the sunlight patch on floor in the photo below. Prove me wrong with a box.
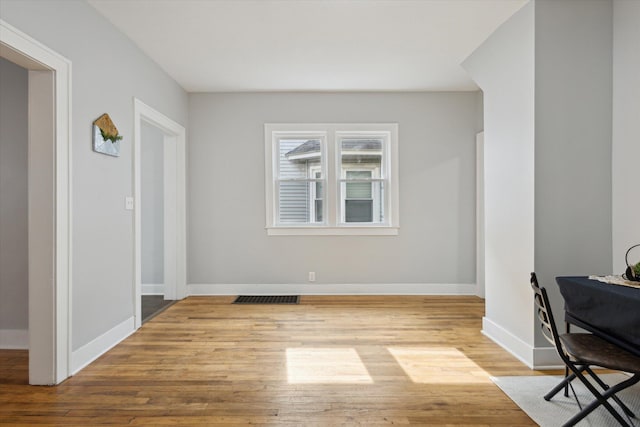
[286,348,373,384]
[387,347,491,384]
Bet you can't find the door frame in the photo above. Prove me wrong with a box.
[476,131,485,299]
[133,98,186,329]
[0,19,72,384]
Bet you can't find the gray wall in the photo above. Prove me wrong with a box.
[462,1,536,351]
[463,0,616,362]
[1,0,188,350]
[0,58,28,332]
[141,122,164,286]
[188,92,481,286]
[612,0,640,271]
[533,0,613,341]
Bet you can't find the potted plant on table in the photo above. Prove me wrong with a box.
[625,244,640,282]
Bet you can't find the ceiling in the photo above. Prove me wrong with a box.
[88,0,527,93]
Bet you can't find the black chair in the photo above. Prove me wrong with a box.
[530,272,640,426]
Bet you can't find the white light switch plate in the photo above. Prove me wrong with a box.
[125,196,134,210]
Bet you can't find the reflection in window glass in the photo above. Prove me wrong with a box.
[340,138,384,224]
[277,138,323,224]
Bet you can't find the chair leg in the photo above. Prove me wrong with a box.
[585,366,636,418]
[562,372,640,427]
[545,371,578,401]
[545,364,591,403]
[564,322,571,398]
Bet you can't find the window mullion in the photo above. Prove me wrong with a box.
[325,130,337,227]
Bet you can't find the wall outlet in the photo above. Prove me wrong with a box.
[308,272,316,282]
[125,196,134,210]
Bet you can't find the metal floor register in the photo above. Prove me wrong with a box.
[233,295,300,304]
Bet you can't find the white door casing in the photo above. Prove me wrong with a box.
[133,98,186,329]
[0,19,72,384]
[476,131,485,299]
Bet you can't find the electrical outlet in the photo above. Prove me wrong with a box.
[125,196,134,210]
[308,272,316,282]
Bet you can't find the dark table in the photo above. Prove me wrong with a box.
[556,276,640,357]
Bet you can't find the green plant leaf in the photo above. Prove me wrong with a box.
[100,128,123,144]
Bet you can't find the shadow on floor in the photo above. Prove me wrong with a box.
[142,295,176,323]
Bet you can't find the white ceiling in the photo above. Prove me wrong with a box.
[88,0,527,93]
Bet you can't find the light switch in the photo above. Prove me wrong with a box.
[125,196,134,210]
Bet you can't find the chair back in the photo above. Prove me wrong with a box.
[530,273,563,352]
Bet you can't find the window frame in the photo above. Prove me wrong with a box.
[309,166,324,224]
[265,123,399,236]
[272,132,327,226]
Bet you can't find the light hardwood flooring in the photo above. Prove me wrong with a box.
[0,296,546,425]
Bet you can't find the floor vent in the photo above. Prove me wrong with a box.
[233,295,300,305]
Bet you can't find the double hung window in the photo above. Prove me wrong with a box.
[265,124,398,235]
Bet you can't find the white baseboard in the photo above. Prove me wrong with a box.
[482,317,563,370]
[0,329,28,349]
[187,282,478,296]
[70,316,135,375]
[142,283,164,295]
[533,346,563,370]
[482,316,534,368]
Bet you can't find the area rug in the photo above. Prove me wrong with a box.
[492,374,640,426]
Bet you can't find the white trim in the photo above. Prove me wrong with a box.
[142,284,165,295]
[1,19,72,385]
[482,316,533,368]
[0,329,29,349]
[133,98,187,329]
[308,166,323,223]
[482,317,532,367]
[163,131,177,300]
[482,317,563,370]
[188,282,477,296]
[475,131,485,299]
[532,346,563,370]
[267,226,399,236]
[70,317,134,375]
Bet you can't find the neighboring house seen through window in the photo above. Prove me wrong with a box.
[265,124,399,235]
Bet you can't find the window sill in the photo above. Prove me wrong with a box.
[266,226,399,236]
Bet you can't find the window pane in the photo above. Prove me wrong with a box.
[345,200,373,222]
[346,182,371,199]
[345,171,372,199]
[313,180,323,223]
[279,138,322,179]
[278,181,324,224]
[341,138,382,174]
[341,181,385,224]
[315,172,323,198]
[278,181,309,223]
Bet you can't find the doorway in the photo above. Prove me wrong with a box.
[0,20,72,385]
[0,57,28,352]
[140,121,174,323]
[133,98,186,329]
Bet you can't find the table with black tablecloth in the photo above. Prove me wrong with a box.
[556,276,640,357]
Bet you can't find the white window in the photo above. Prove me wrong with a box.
[265,124,399,235]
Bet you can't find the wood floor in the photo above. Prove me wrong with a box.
[0,296,544,426]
